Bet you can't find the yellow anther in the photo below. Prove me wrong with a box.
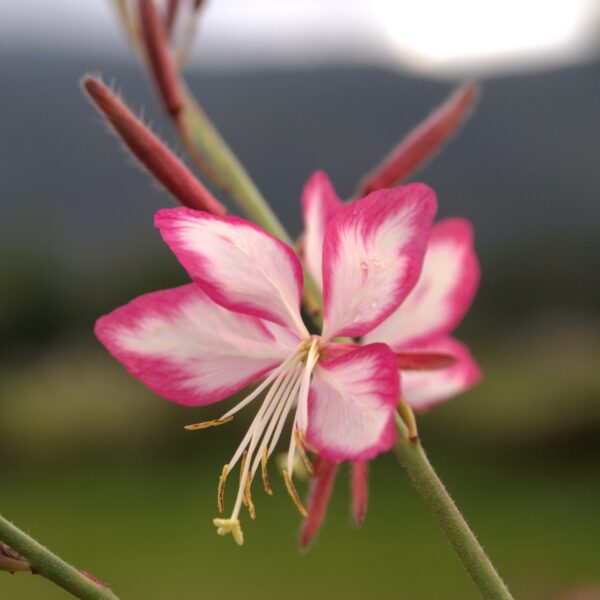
[294,429,314,475]
[297,428,318,454]
[244,474,256,520]
[240,451,249,509]
[217,464,229,514]
[261,446,273,496]
[213,518,244,546]
[283,468,307,517]
[184,416,234,431]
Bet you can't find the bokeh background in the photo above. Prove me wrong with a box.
[2,1,600,598]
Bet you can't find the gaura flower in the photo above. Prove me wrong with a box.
[299,171,482,547]
[95,181,437,545]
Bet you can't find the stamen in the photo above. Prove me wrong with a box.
[261,446,273,496]
[283,469,307,517]
[213,338,323,542]
[286,340,320,476]
[184,416,233,431]
[240,451,250,509]
[225,364,302,525]
[213,518,244,546]
[220,345,305,422]
[217,464,229,514]
[297,428,318,454]
[261,373,304,471]
[294,429,314,475]
[244,474,256,520]
[250,365,304,478]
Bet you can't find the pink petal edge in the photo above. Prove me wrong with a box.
[321,183,437,340]
[365,217,480,349]
[95,284,292,407]
[155,207,307,336]
[300,170,344,290]
[307,343,399,462]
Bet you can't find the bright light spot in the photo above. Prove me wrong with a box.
[0,0,599,77]
[377,0,600,75]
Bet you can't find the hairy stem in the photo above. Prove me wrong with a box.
[393,415,513,600]
[0,515,119,600]
[110,0,324,315]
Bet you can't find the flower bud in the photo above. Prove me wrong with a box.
[358,83,479,196]
[83,77,226,216]
[138,0,183,118]
[164,0,181,38]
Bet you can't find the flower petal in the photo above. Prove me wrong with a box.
[401,337,482,411]
[155,208,307,336]
[321,184,437,339]
[95,284,296,406]
[307,344,399,462]
[365,218,480,348]
[301,171,344,290]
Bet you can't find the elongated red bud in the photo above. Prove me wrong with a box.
[395,352,456,370]
[357,83,479,196]
[351,461,369,526]
[164,0,181,38]
[139,0,183,118]
[299,458,338,551]
[82,77,226,216]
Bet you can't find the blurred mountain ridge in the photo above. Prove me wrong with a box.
[1,55,599,342]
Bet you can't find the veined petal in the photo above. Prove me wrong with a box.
[95,284,296,407]
[301,171,344,290]
[402,337,482,411]
[307,344,399,462]
[365,218,480,348]
[321,184,437,340]
[155,208,308,336]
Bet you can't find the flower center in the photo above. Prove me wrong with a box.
[189,337,321,545]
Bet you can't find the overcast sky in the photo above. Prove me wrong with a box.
[2,0,600,77]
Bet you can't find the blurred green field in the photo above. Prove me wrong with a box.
[2,454,600,599]
[1,321,600,599]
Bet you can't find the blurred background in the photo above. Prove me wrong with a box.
[2,1,600,598]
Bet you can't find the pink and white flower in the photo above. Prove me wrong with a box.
[299,171,482,547]
[95,182,437,544]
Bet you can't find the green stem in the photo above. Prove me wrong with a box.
[180,87,292,244]
[0,515,120,600]
[181,87,325,318]
[393,415,513,600]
